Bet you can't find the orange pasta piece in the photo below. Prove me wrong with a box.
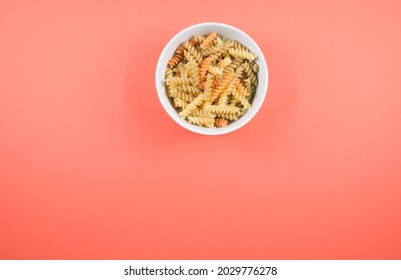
[168,39,197,68]
[200,32,217,49]
[210,71,235,102]
[199,56,214,85]
[215,118,228,127]
[212,79,220,89]
[236,82,250,96]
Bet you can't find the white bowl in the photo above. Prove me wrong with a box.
[155,22,268,135]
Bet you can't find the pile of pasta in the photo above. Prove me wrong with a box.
[164,32,259,128]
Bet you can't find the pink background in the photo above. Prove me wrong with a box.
[1,0,401,259]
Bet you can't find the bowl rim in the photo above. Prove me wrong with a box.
[155,22,268,135]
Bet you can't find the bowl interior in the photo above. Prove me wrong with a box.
[155,22,268,135]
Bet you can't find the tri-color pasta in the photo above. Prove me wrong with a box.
[165,32,259,128]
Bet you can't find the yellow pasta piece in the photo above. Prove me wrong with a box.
[204,104,240,114]
[176,84,200,95]
[165,77,192,87]
[184,41,203,63]
[232,88,251,110]
[215,113,239,121]
[178,94,207,119]
[191,109,215,118]
[224,58,244,74]
[228,48,257,61]
[174,98,187,109]
[169,89,194,102]
[187,116,215,126]
[208,65,224,76]
[217,57,232,68]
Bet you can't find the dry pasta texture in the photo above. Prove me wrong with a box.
[164,32,259,128]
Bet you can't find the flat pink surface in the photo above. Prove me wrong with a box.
[1,0,400,259]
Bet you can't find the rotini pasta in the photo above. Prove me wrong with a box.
[174,98,187,108]
[208,65,224,76]
[215,118,228,127]
[228,48,257,61]
[217,57,232,68]
[200,32,217,49]
[236,82,250,96]
[191,109,215,118]
[215,113,239,121]
[210,70,235,102]
[179,93,207,119]
[165,31,259,128]
[199,56,214,85]
[187,116,215,127]
[224,57,244,74]
[232,87,251,109]
[204,104,240,114]
[184,41,203,64]
[193,35,205,44]
[176,84,201,95]
[165,77,192,87]
[169,89,194,102]
[233,40,250,51]
[201,41,223,57]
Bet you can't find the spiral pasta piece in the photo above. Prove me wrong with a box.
[184,41,203,63]
[215,113,239,121]
[191,109,215,118]
[176,84,200,95]
[218,91,230,106]
[243,77,252,95]
[174,98,187,109]
[204,104,240,114]
[179,93,207,119]
[242,61,253,77]
[210,71,235,102]
[193,35,205,44]
[211,40,234,59]
[224,58,244,74]
[218,77,238,106]
[169,89,194,102]
[200,32,217,49]
[217,57,232,68]
[252,62,259,73]
[235,65,244,78]
[215,118,228,127]
[177,64,189,78]
[232,88,251,109]
[165,68,174,96]
[165,77,192,87]
[208,65,224,76]
[199,56,214,84]
[167,43,189,68]
[165,68,173,79]
[185,60,200,87]
[212,78,220,89]
[228,48,257,61]
[203,74,214,99]
[250,72,258,87]
[187,116,215,126]
[233,40,250,51]
[201,41,223,57]
[168,53,183,68]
